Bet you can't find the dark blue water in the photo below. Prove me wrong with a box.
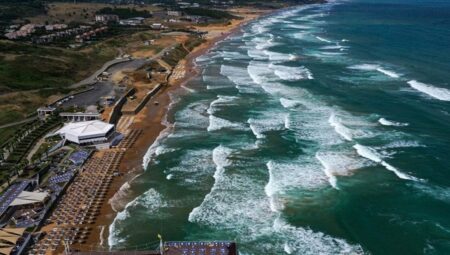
[108,1,450,254]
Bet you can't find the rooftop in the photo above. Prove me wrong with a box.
[56,120,114,137]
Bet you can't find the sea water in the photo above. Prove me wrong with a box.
[108,0,450,254]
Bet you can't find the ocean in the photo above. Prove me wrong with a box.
[108,0,450,254]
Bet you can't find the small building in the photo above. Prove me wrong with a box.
[55,120,117,149]
[37,107,56,120]
[151,23,164,30]
[119,17,145,26]
[59,112,101,122]
[95,14,119,23]
[167,10,183,17]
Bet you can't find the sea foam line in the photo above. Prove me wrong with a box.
[353,144,419,181]
[348,64,401,78]
[378,118,409,127]
[407,80,450,101]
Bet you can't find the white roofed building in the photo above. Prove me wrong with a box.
[55,120,117,148]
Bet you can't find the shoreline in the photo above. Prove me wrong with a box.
[80,6,289,251]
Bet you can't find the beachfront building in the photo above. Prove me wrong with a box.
[55,120,119,149]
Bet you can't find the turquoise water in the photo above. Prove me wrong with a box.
[108,0,450,254]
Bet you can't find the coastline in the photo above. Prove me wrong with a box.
[80,9,273,251]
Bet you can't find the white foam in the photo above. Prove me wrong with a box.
[353,144,418,181]
[270,63,314,81]
[181,84,195,93]
[348,64,401,78]
[166,174,174,180]
[407,80,450,101]
[316,36,333,43]
[264,50,296,62]
[212,145,232,180]
[328,113,354,141]
[174,101,209,129]
[380,140,423,149]
[280,98,302,108]
[142,121,172,169]
[287,24,312,30]
[247,112,287,139]
[376,68,400,78]
[320,44,348,51]
[108,188,166,248]
[220,64,259,93]
[292,32,309,40]
[378,118,409,127]
[316,152,369,189]
[207,95,239,115]
[207,115,246,132]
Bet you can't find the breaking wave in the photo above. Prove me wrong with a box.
[407,80,450,101]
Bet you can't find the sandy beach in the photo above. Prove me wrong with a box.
[74,9,273,252]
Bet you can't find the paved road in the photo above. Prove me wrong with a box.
[70,43,176,90]
[69,58,133,89]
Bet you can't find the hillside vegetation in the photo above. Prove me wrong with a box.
[0,40,116,93]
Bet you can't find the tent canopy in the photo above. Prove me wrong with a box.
[9,191,48,206]
[0,228,25,236]
[0,247,13,255]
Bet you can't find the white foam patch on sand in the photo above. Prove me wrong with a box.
[269,63,314,81]
[353,144,419,181]
[348,64,401,78]
[316,152,370,189]
[407,80,450,101]
[378,118,409,127]
[142,123,173,169]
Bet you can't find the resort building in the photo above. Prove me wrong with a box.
[59,112,101,122]
[37,107,56,120]
[95,14,119,23]
[55,120,117,149]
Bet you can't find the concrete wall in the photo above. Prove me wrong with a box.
[108,88,136,124]
[122,84,163,115]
